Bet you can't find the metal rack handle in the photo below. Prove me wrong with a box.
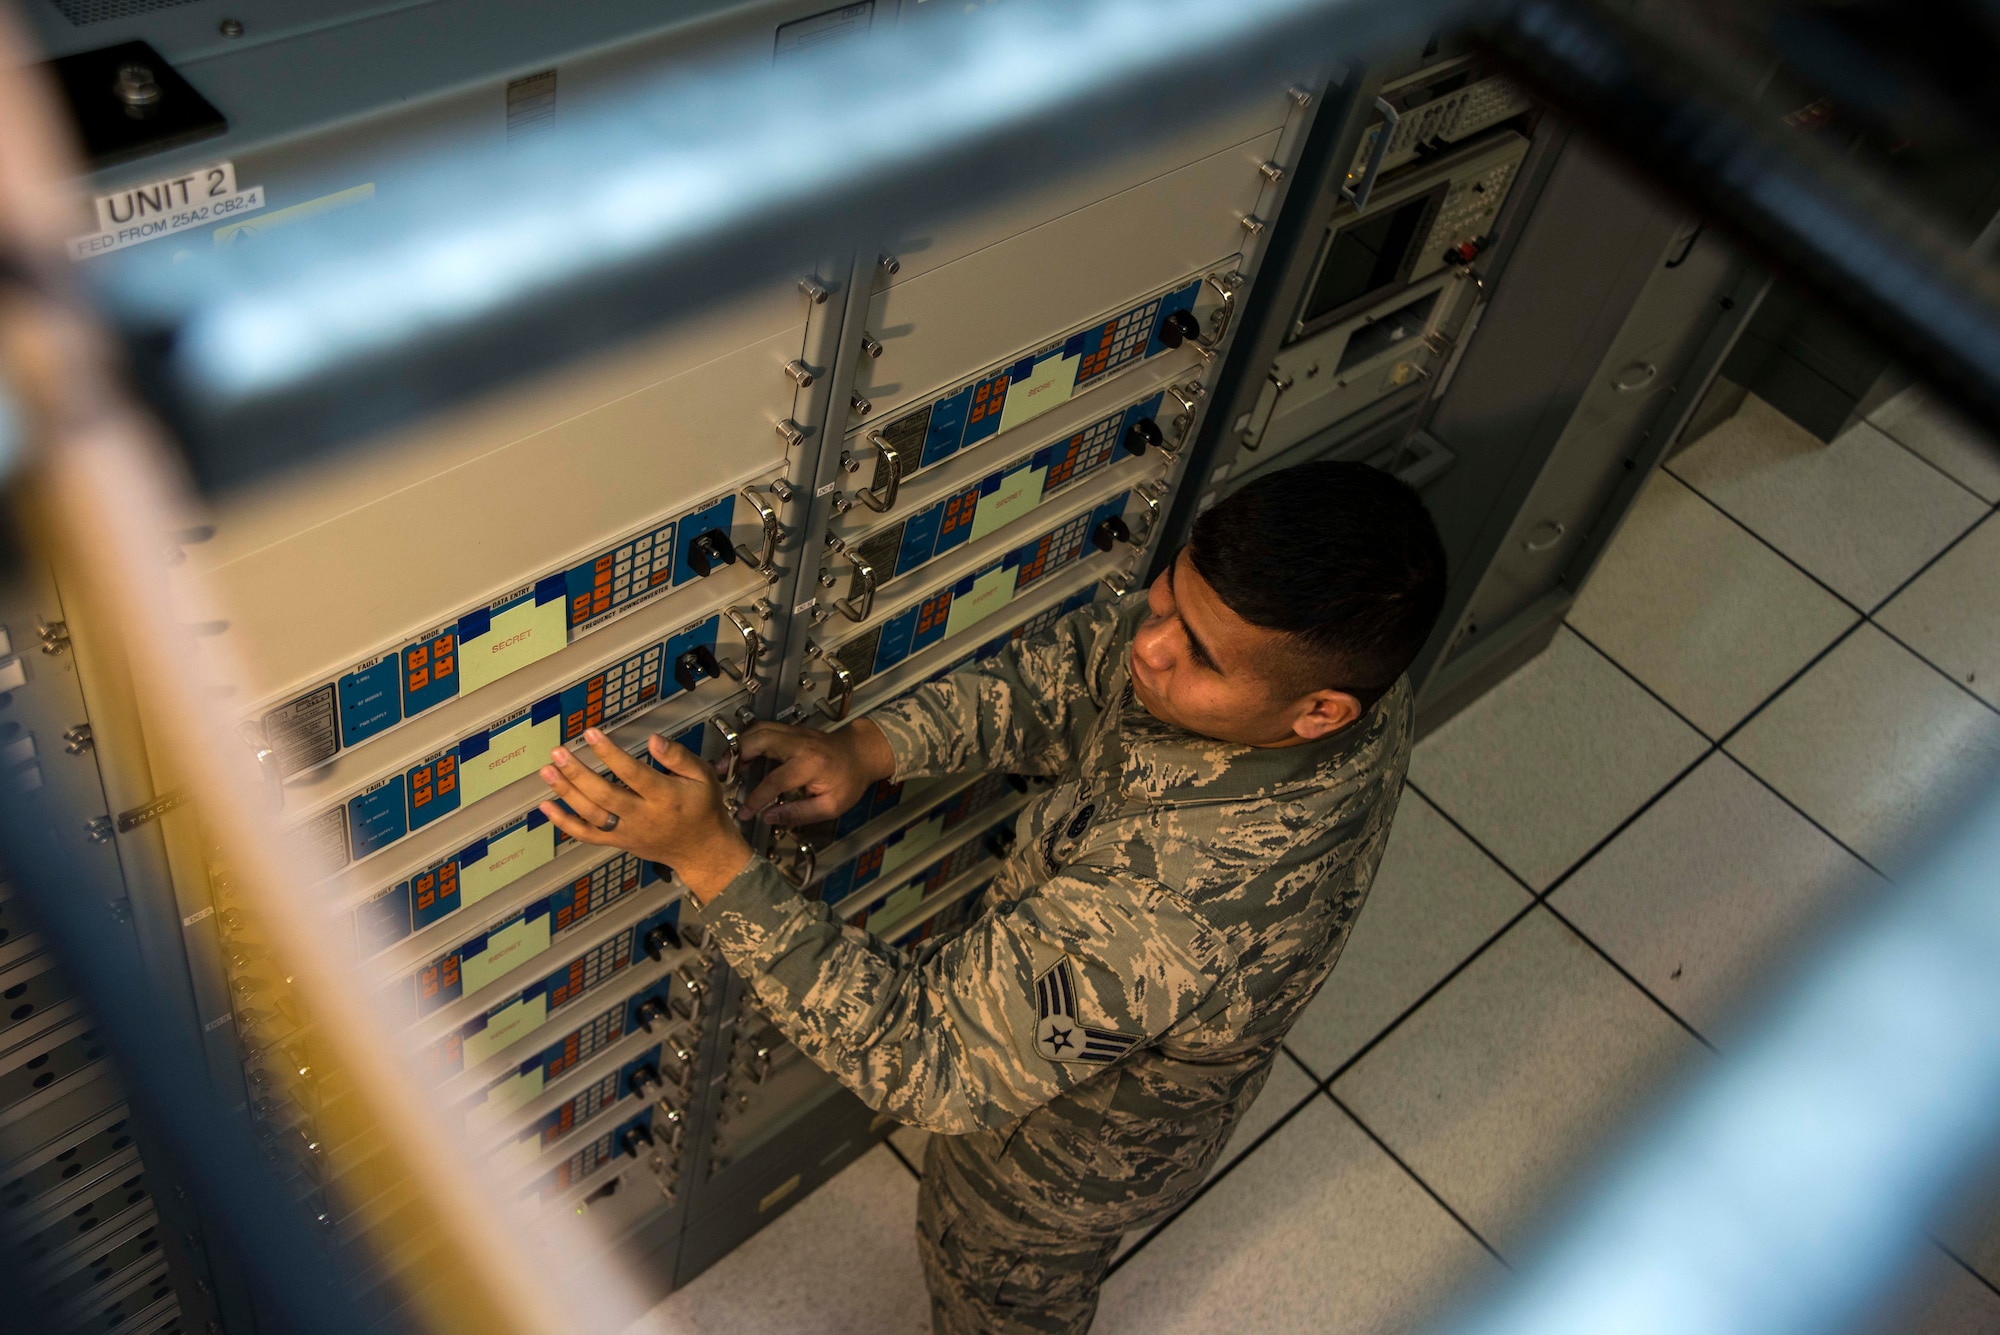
[833,548,876,623]
[775,832,817,887]
[1342,96,1401,212]
[816,659,854,721]
[717,606,763,695]
[1241,368,1294,451]
[735,484,784,580]
[707,713,742,787]
[857,436,902,513]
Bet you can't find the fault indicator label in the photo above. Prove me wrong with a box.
[69,160,266,260]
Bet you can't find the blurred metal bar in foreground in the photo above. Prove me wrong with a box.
[104,0,1461,494]
[1480,0,2000,446]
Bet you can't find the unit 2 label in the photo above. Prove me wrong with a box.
[69,161,266,260]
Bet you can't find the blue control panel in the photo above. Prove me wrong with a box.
[865,279,1201,480]
[317,618,723,872]
[420,903,681,1081]
[263,490,742,780]
[932,586,1103,686]
[836,811,1017,928]
[830,495,1130,686]
[496,1044,663,1168]
[525,1105,654,1204]
[459,976,675,1122]
[386,852,648,1023]
[847,394,1162,597]
[347,720,704,960]
[816,772,1013,908]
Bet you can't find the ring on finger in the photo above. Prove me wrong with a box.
[597,811,621,833]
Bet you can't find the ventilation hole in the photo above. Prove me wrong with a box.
[85,1046,105,1060]
[0,928,10,944]
[126,1189,145,1204]
[61,1164,80,1179]
[107,1314,124,1327]
[52,0,204,22]
[121,1174,140,1189]
[74,1202,95,1215]
[152,1283,169,1299]
[108,1121,124,1133]
[3,983,24,999]
[94,1267,112,1281]
[32,1072,54,1089]
[76,1217,98,1231]
[110,1136,131,1149]
[140,1238,158,1253]
[26,1053,48,1069]
[57,1148,76,1161]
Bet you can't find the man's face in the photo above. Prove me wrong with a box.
[1127,550,1361,747]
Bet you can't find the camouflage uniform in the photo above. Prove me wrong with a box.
[698,594,1413,1333]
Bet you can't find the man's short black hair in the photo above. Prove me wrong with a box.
[1188,460,1447,710]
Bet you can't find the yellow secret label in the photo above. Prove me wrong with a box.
[943,565,1017,640]
[867,882,925,932]
[881,814,948,878]
[493,1133,543,1176]
[998,355,1078,433]
[969,465,1048,543]
[462,912,553,997]
[466,1064,544,1132]
[463,992,548,1068]
[460,595,569,694]
[460,819,557,909]
[463,712,562,805]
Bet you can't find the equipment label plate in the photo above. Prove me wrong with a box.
[70,160,266,260]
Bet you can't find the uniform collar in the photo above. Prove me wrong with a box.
[1097,667,1410,808]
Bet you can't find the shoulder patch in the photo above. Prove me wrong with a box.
[1032,955,1140,1065]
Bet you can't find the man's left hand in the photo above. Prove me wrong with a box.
[538,728,753,904]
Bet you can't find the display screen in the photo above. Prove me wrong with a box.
[1299,190,1437,332]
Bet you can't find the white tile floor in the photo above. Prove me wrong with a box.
[634,389,2000,1334]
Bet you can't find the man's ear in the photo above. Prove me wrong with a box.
[1292,689,1363,741]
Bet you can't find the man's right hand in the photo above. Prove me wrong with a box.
[736,718,898,826]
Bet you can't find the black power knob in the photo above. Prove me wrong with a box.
[634,997,669,1033]
[674,644,721,693]
[619,1124,655,1158]
[1122,417,1163,456]
[1091,516,1131,553]
[1155,309,1201,349]
[643,921,682,961]
[686,528,737,578]
[629,1064,662,1098]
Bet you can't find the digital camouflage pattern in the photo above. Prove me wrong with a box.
[698,594,1413,1333]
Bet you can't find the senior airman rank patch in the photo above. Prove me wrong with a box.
[1033,956,1140,1065]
